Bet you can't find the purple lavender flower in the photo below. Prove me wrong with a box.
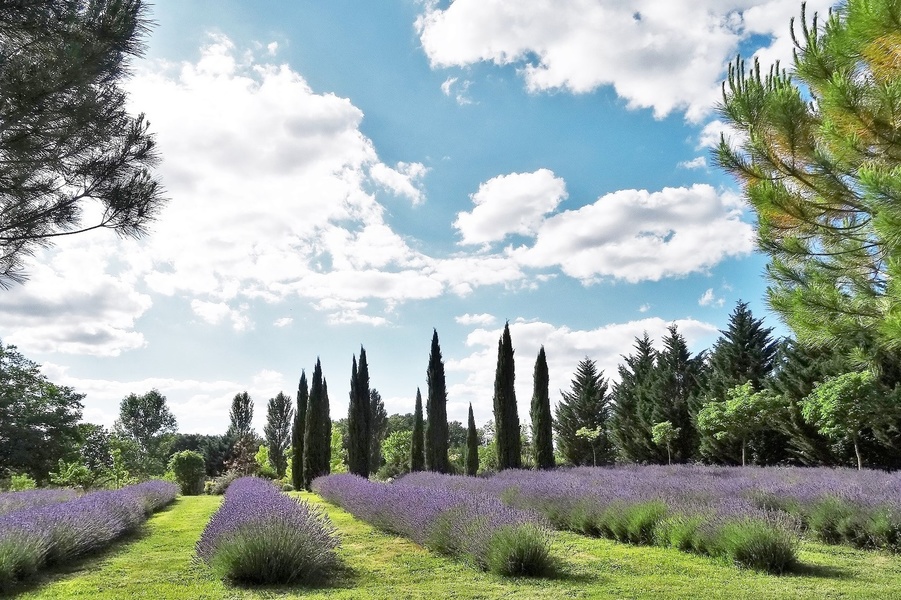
[196,476,339,584]
[0,488,78,517]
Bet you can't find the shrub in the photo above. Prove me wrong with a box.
[168,450,206,496]
[485,524,555,577]
[196,477,339,585]
[206,470,241,495]
[9,474,36,491]
[808,497,854,544]
[714,519,799,573]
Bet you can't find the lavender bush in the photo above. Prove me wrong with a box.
[0,488,79,517]
[196,476,339,584]
[313,473,555,576]
[0,480,177,590]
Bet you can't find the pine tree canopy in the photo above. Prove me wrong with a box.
[263,391,293,478]
[554,357,614,466]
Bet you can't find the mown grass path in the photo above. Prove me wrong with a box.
[14,492,901,599]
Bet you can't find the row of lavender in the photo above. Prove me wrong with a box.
[396,466,901,573]
[196,477,340,584]
[0,481,178,590]
[313,473,556,576]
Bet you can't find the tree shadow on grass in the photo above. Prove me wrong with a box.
[785,561,850,580]
[222,560,361,594]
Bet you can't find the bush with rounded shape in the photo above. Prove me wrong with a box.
[485,524,555,577]
[168,451,206,495]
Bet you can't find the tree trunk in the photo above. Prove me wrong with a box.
[853,434,862,471]
[741,439,746,467]
[667,446,671,465]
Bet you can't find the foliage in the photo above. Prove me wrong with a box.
[554,357,614,466]
[77,423,113,478]
[697,383,784,466]
[113,389,177,476]
[196,477,339,584]
[49,459,94,490]
[379,430,413,479]
[167,433,230,477]
[802,371,898,470]
[530,346,555,470]
[223,435,258,477]
[0,0,164,286]
[651,421,680,466]
[205,470,241,495]
[329,428,347,474]
[303,358,331,490]
[611,333,658,463]
[715,0,901,375]
[426,329,450,473]
[263,391,293,478]
[0,341,83,483]
[369,389,388,472]
[168,450,205,495]
[292,371,308,491]
[347,348,371,477]
[492,322,521,470]
[253,445,277,479]
[9,473,36,491]
[227,392,254,441]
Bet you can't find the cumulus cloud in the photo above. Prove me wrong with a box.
[416,0,836,122]
[273,317,293,327]
[455,313,496,326]
[678,157,707,170]
[190,299,253,331]
[447,317,719,424]
[698,288,726,307]
[454,169,567,245]
[511,184,754,283]
[440,76,474,105]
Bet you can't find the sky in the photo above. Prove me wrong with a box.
[1,0,839,436]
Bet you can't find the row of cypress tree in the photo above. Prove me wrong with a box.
[291,359,331,490]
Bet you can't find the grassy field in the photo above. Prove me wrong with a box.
[10,492,901,599]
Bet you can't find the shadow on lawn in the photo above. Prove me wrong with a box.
[223,560,360,594]
[787,561,850,580]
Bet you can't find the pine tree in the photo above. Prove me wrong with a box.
[346,348,371,477]
[263,392,293,478]
[644,325,704,464]
[369,389,388,472]
[425,329,450,473]
[410,388,425,472]
[553,358,614,466]
[700,301,782,465]
[465,403,479,475]
[302,359,331,489]
[530,346,555,470]
[611,334,657,463]
[492,322,521,470]
[291,371,308,490]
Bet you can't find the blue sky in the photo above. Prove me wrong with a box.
[0,0,837,435]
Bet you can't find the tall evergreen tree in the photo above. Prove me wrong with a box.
[369,389,388,472]
[346,349,371,477]
[410,388,425,472]
[530,346,555,470]
[611,334,657,463]
[227,391,253,441]
[553,358,614,466]
[700,301,782,464]
[465,403,479,475]
[302,359,331,489]
[492,322,521,470]
[425,329,450,473]
[644,325,704,463]
[291,371,308,490]
[264,392,293,478]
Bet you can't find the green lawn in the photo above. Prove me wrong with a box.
[12,493,901,599]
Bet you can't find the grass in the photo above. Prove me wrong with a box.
[10,492,901,599]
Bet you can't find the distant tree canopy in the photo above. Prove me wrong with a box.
[716,0,901,378]
[0,0,165,286]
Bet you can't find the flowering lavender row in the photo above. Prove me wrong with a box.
[398,468,804,573]
[313,473,555,576]
[0,480,178,589]
[0,488,79,517]
[196,476,339,584]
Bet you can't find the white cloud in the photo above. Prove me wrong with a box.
[698,288,725,307]
[440,76,473,105]
[455,313,496,326]
[417,0,837,122]
[447,317,719,425]
[639,303,651,313]
[273,317,294,327]
[511,184,754,283]
[267,41,278,56]
[454,169,567,245]
[190,299,253,331]
[369,161,429,205]
[678,156,707,170]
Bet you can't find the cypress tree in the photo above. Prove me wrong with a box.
[493,322,521,470]
[465,403,479,475]
[302,359,331,489]
[530,346,555,470]
[425,329,450,473]
[611,334,657,463]
[346,354,367,476]
[553,358,614,466]
[369,389,388,472]
[291,371,307,490]
[411,388,425,472]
